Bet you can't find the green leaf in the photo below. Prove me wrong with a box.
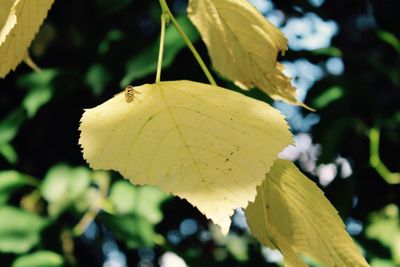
[366,204,400,263]
[120,16,199,86]
[0,170,34,203]
[12,251,64,267]
[22,87,53,118]
[376,30,400,54]
[103,181,169,248]
[109,181,169,223]
[0,143,18,165]
[0,206,46,253]
[226,234,249,262]
[312,47,342,57]
[312,86,344,108]
[17,70,58,118]
[0,108,25,144]
[370,258,397,267]
[17,69,58,88]
[41,164,91,217]
[98,30,125,55]
[100,213,155,248]
[85,64,111,96]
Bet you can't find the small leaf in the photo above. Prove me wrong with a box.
[41,164,91,217]
[100,213,156,248]
[376,30,400,54]
[17,69,58,117]
[0,170,33,203]
[245,159,370,267]
[0,143,18,165]
[85,64,111,96]
[12,251,64,267]
[0,206,46,253]
[0,0,54,78]
[79,80,292,234]
[312,86,344,108]
[366,204,400,263]
[187,0,311,109]
[0,170,30,191]
[109,181,169,224]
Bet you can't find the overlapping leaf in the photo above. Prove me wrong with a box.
[79,80,292,234]
[245,159,370,266]
[0,0,54,78]
[187,0,310,109]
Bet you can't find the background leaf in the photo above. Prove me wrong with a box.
[12,251,64,267]
[0,206,46,253]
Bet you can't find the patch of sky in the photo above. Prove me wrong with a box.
[282,13,338,51]
[326,57,345,75]
[159,252,188,267]
[346,218,364,236]
[308,0,325,7]
[102,240,127,267]
[232,209,249,230]
[179,218,198,236]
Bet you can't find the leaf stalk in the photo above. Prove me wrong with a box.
[156,14,167,83]
[158,0,217,86]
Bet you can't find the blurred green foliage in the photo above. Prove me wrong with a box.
[0,0,399,266]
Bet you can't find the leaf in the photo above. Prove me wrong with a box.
[0,0,54,78]
[79,80,292,234]
[0,170,33,203]
[41,164,91,217]
[312,86,344,109]
[109,181,169,224]
[0,143,18,165]
[100,212,156,248]
[187,0,311,109]
[12,251,64,267]
[104,181,169,248]
[0,206,46,253]
[245,159,370,267]
[376,30,400,55]
[17,69,58,117]
[366,204,400,263]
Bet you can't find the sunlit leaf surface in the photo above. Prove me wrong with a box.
[79,80,292,234]
[0,0,54,78]
[187,0,310,109]
[245,159,370,266]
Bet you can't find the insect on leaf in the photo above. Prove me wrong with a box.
[0,0,54,78]
[79,80,292,234]
[245,159,370,266]
[187,0,313,110]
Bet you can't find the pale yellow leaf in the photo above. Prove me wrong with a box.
[0,0,54,78]
[79,80,292,234]
[245,159,370,266]
[187,0,312,110]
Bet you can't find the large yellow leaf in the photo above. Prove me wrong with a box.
[245,159,370,266]
[187,0,310,109]
[79,80,292,234]
[0,0,54,78]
